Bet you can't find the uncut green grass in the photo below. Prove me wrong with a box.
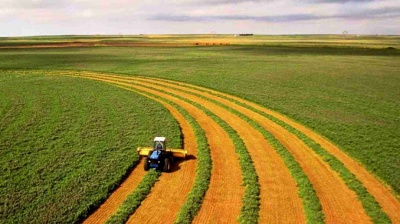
[0,38,399,195]
[1,34,399,48]
[0,72,181,223]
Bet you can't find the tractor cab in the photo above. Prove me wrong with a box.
[153,137,166,151]
[137,136,187,172]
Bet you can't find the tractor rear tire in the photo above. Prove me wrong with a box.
[164,158,171,172]
[144,157,150,171]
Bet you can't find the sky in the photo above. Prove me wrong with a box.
[0,0,399,36]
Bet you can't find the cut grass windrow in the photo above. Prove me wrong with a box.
[77,75,247,221]
[149,77,391,223]
[77,75,244,222]
[131,79,261,223]
[267,117,392,223]
[200,108,260,224]
[197,87,390,223]
[105,170,161,224]
[145,78,324,224]
[70,75,212,224]
[170,106,211,224]
[88,75,261,222]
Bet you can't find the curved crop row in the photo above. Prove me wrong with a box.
[76,73,244,223]
[147,76,400,223]
[129,76,367,222]
[78,72,376,223]
[7,69,399,224]
[103,82,212,224]
[104,75,392,222]
[80,74,305,223]
[135,83,261,223]
[157,80,324,223]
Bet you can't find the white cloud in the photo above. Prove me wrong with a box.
[0,0,399,36]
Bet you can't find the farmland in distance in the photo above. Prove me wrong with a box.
[0,35,399,223]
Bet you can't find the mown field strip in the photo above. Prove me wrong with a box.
[78,74,244,223]
[95,74,371,223]
[106,170,161,224]
[133,77,376,222]
[67,76,199,224]
[148,77,400,223]
[125,78,308,223]
[80,74,305,223]
[125,91,198,223]
[62,71,398,223]
[82,158,146,223]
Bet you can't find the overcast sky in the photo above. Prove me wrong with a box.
[0,0,399,36]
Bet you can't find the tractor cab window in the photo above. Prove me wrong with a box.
[154,141,164,150]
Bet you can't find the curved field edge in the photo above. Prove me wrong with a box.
[0,71,181,223]
[148,77,398,223]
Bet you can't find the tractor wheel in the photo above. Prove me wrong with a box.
[163,158,171,172]
[144,157,149,171]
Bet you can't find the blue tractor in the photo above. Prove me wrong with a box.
[137,137,187,172]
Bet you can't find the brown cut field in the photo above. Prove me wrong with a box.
[58,71,400,223]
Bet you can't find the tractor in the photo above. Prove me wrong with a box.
[137,137,187,172]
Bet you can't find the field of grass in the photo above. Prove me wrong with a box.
[0,71,181,223]
[1,34,399,48]
[0,35,399,223]
[1,36,399,194]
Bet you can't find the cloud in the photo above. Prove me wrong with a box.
[0,0,399,35]
[196,0,266,4]
[310,0,376,3]
[8,0,69,9]
[150,6,400,22]
[151,14,320,22]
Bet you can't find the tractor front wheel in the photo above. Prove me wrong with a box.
[163,158,171,172]
[144,157,150,171]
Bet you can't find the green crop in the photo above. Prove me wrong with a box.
[0,71,181,223]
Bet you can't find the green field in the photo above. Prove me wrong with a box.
[0,35,399,223]
[0,72,181,223]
